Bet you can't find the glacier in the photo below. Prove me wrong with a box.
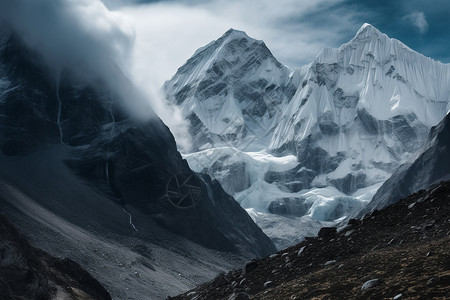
[164,24,450,249]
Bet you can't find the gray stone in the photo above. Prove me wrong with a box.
[318,227,337,238]
[242,260,258,276]
[361,278,380,291]
[297,246,306,256]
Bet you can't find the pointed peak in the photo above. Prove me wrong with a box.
[359,23,376,31]
[354,23,384,39]
[222,28,251,40]
[191,29,258,58]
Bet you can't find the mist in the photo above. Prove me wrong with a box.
[0,0,195,151]
[0,0,133,79]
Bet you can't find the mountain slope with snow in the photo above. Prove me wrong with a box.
[164,24,450,249]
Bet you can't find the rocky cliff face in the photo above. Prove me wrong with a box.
[164,24,450,248]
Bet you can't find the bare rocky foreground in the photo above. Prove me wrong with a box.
[171,180,450,299]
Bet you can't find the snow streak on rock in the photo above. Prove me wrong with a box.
[55,75,64,144]
[122,206,138,233]
[105,102,115,186]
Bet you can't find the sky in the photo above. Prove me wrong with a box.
[104,0,450,83]
[1,0,449,151]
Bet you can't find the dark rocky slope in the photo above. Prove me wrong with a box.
[0,31,275,258]
[362,111,450,215]
[0,214,111,300]
[171,180,450,299]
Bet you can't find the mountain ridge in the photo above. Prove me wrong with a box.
[164,23,450,249]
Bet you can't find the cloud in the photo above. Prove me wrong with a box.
[121,0,356,73]
[0,0,134,80]
[0,0,194,151]
[403,11,429,33]
[195,0,357,67]
[0,0,173,141]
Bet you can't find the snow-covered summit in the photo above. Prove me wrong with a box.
[272,23,450,150]
[350,23,414,53]
[189,29,252,65]
[355,23,385,39]
[164,28,297,151]
[176,27,279,80]
[222,28,254,40]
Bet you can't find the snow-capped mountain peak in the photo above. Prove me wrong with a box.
[177,28,277,80]
[164,28,297,152]
[273,23,450,152]
[222,28,254,41]
[193,28,256,56]
[348,23,419,57]
[165,25,450,249]
[355,22,384,38]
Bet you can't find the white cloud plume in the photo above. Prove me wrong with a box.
[0,0,194,151]
[403,11,429,33]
